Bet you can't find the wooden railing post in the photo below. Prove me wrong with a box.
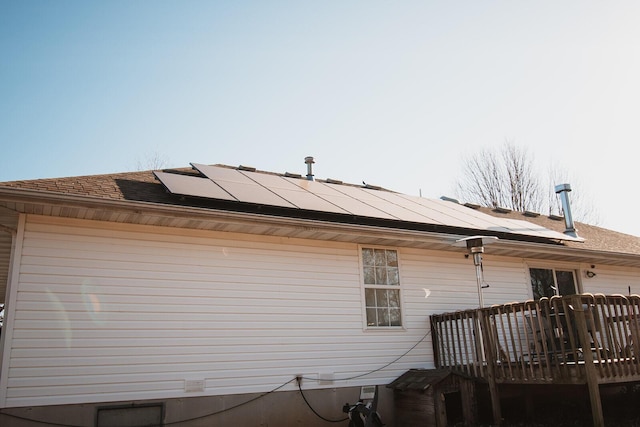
[478,308,502,426]
[571,295,604,427]
[429,295,640,426]
[431,314,441,368]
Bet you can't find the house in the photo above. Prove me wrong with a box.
[0,160,638,426]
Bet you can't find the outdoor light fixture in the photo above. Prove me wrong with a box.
[453,236,499,308]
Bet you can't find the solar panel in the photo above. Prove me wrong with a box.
[330,185,450,224]
[431,199,568,238]
[153,171,236,201]
[412,197,514,231]
[374,192,479,228]
[192,163,297,208]
[501,218,581,240]
[156,164,583,242]
[284,178,397,219]
[418,197,581,241]
[244,172,351,214]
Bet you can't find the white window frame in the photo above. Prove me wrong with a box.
[359,246,404,329]
[526,262,581,300]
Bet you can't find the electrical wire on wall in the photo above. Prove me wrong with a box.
[296,376,348,423]
[0,379,297,427]
[300,328,431,383]
[297,328,431,423]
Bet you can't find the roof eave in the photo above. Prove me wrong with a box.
[1,187,639,267]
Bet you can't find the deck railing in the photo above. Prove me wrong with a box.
[430,294,640,384]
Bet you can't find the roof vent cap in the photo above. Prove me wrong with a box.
[554,183,578,238]
[304,156,315,181]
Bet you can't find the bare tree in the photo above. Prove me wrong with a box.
[455,142,599,224]
[135,150,169,171]
[502,143,542,213]
[457,148,506,208]
[456,142,541,212]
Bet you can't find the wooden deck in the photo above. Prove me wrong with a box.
[430,294,640,426]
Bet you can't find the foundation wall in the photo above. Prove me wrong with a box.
[0,386,396,427]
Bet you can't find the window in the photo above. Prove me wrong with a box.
[529,267,577,300]
[362,247,402,327]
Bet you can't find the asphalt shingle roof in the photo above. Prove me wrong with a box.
[1,166,639,256]
[0,168,193,204]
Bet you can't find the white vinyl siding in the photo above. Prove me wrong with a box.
[1,216,431,407]
[400,249,531,312]
[580,264,640,296]
[6,215,640,409]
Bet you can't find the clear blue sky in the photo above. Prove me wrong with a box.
[2,1,640,236]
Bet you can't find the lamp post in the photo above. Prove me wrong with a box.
[454,236,498,308]
[469,242,486,308]
[453,235,501,425]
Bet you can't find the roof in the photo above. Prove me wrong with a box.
[387,368,470,391]
[0,168,182,205]
[1,163,639,310]
[472,205,640,256]
[0,165,582,243]
[0,163,639,264]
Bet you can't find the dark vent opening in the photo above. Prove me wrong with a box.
[96,403,164,427]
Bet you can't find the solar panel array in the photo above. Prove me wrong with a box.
[154,164,583,242]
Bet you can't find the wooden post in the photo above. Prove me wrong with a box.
[435,392,447,427]
[431,315,441,368]
[460,379,477,427]
[478,309,502,425]
[571,295,604,427]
